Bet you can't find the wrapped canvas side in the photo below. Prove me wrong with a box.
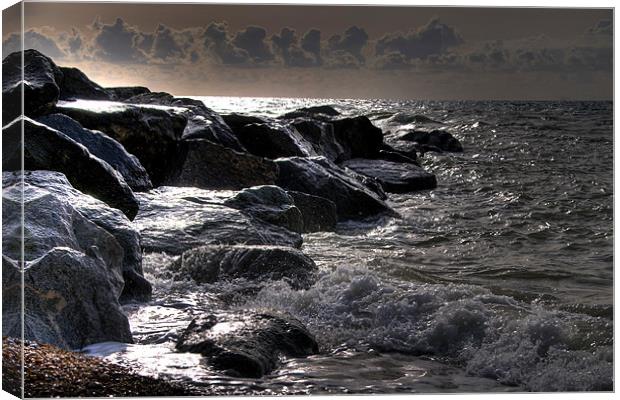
[2,2,25,399]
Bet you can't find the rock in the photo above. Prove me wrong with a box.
[37,114,152,191]
[125,92,243,151]
[223,186,303,233]
[289,118,346,162]
[106,86,151,101]
[233,122,316,159]
[341,159,437,193]
[168,139,279,190]
[2,49,63,121]
[376,149,418,164]
[279,105,340,119]
[221,113,268,133]
[168,245,317,289]
[176,311,319,378]
[3,170,151,302]
[382,139,420,160]
[58,67,111,101]
[287,191,338,232]
[331,116,384,159]
[2,172,133,349]
[135,186,302,255]
[274,156,392,220]
[55,99,187,185]
[397,129,463,152]
[2,117,139,219]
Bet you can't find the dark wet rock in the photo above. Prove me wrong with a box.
[223,186,303,233]
[168,139,279,190]
[56,99,187,185]
[2,117,139,219]
[221,113,268,133]
[2,49,63,121]
[135,186,302,255]
[106,86,151,101]
[274,156,392,220]
[233,122,316,159]
[2,172,134,348]
[377,149,418,164]
[342,159,437,193]
[289,118,346,162]
[168,245,317,289]
[176,311,319,378]
[382,139,420,160]
[58,67,111,101]
[37,114,152,191]
[397,129,463,152]
[279,105,340,119]
[3,170,151,302]
[125,92,243,151]
[331,116,384,160]
[287,191,338,233]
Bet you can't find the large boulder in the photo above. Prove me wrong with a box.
[2,49,63,121]
[176,311,319,378]
[125,92,243,151]
[58,67,111,101]
[342,159,437,193]
[233,122,316,159]
[274,156,393,220]
[287,191,338,233]
[331,116,384,160]
[2,171,134,349]
[55,99,187,185]
[2,117,139,219]
[3,170,151,302]
[221,113,268,133]
[37,114,152,191]
[106,86,151,101]
[135,186,302,255]
[167,139,279,190]
[167,245,317,289]
[397,129,463,153]
[289,118,345,162]
[223,186,303,233]
[279,105,340,119]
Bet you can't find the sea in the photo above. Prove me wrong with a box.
[84,97,614,394]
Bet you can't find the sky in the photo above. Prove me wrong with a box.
[2,2,613,100]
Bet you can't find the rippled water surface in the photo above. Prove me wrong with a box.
[85,98,613,394]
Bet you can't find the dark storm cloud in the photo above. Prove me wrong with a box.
[587,19,612,35]
[91,17,147,63]
[203,21,251,65]
[375,18,463,61]
[272,27,318,67]
[151,24,184,60]
[233,26,274,63]
[327,26,368,64]
[67,28,83,54]
[301,29,321,63]
[2,29,66,58]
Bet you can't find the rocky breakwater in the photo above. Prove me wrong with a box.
[1,49,463,391]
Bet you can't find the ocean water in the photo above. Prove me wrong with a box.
[84,98,613,394]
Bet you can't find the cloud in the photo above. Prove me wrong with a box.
[376,18,463,62]
[272,27,318,67]
[203,21,251,65]
[2,29,66,59]
[327,26,368,63]
[233,26,274,63]
[587,19,612,35]
[91,17,147,63]
[301,29,321,63]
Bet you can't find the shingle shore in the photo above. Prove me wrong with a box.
[2,337,196,398]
